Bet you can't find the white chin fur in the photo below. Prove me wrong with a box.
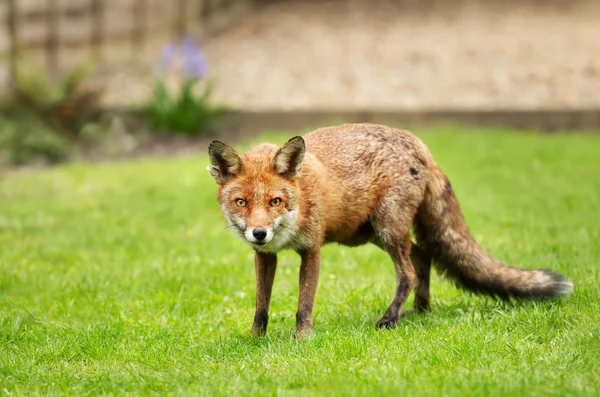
[225,210,307,253]
[254,210,310,253]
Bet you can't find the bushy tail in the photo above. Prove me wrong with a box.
[413,167,573,300]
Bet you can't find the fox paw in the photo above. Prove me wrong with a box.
[414,297,431,313]
[251,326,267,337]
[376,316,398,329]
[294,328,312,340]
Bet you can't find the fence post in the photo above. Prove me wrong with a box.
[46,0,59,76]
[201,0,211,20]
[90,0,104,60]
[132,0,146,54]
[174,0,188,41]
[7,0,19,95]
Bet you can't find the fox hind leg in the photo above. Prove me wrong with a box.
[372,200,418,329]
[411,244,432,312]
[375,233,416,328]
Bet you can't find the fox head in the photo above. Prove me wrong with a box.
[207,137,306,252]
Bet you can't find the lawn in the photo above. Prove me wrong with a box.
[1,126,599,396]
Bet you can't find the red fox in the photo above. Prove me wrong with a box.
[207,123,573,338]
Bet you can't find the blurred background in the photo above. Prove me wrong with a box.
[1,0,599,166]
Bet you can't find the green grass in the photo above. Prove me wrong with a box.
[1,126,599,396]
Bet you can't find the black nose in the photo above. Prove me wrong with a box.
[252,228,268,241]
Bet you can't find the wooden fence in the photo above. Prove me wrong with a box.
[1,0,267,92]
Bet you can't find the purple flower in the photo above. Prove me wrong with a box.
[182,53,208,80]
[181,36,208,80]
[154,37,209,79]
[181,36,197,53]
[155,43,177,76]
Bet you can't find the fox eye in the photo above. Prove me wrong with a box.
[235,199,247,207]
[270,197,282,207]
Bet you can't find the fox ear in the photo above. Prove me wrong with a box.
[272,136,305,179]
[207,141,243,184]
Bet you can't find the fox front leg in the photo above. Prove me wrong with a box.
[252,252,277,336]
[295,247,321,339]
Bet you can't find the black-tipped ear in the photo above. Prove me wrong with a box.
[207,141,243,184]
[272,136,305,179]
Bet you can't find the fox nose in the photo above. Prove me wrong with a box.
[252,227,268,241]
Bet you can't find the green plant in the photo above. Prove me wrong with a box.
[8,59,101,138]
[0,57,105,165]
[0,116,72,165]
[139,37,226,135]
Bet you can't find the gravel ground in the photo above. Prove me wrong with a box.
[7,0,600,111]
